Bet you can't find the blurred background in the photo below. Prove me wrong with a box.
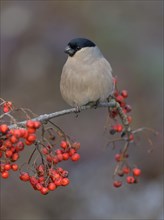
[0,1,163,219]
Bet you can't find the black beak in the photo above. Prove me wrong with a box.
[64,46,75,56]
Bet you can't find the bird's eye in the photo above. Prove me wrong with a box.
[76,46,80,50]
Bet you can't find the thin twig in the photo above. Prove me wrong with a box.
[28,148,37,165]
[133,127,158,135]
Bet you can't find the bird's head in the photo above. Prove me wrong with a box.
[64,38,96,57]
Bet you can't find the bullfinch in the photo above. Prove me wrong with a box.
[60,38,114,108]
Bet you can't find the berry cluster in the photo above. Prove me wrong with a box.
[107,78,142,187]
[19,140,80,195]
[113,167,141,187]
[20,166,70,195]
[109,86,133,140]
[0,99,81,195]
[112,150,142,188]
[0,120,41,179]
[43,141,80,164]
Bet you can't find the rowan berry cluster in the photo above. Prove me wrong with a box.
[0,120,41,180]
[107,78,142,187]
[19,140,80,195]
[43,141,80,164]
[113,156,142,188]
[20,166,70,195]
[0,99,80,195]
[109,79,133,140]
[113,167,141,188]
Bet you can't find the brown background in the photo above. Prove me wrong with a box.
[0,1,163,219]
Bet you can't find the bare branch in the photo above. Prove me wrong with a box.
[9,100,116,129]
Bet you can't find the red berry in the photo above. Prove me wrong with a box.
[113,181,122,188]
[4,101,12,109]
[62,170,69,177]
[42,147,49,155]
[57,167,64,173]
[125,105,132,113]
[39,175,45,181]
[4,164,11,171]
[5,150,13,158]
[127,116,132,124]
[109,110,118,119]
[72,142,81,150]
[115,154,121,162]
[52,156,59,164]
[27,128,36,134]
[1,171,9,179]
[61,178,70,186]
[133,168,141,177]
[60,141,68,149]
[122,166,130,174]
[116,95,124,103]
[10,146,16,153]
[54,177,62,186]
[128,134,134,142]
[27,134,36,143]
[126,176,135,184]
[10,135,18,144]
[20,129,28,138]
[12,152,19,161]
[13,129,21,138]
[11,164,19,171]
[40,187,49,195]
[29,176,38,185]
[116,124,123,132]
[36,183,43,191]
[33,121,41,129]
[37,165,45,176]
[69,148,76,156]
[55,149,63,155]
[123,108,127,114]
[114,90,119,97]
[52,173,60,180]
[63,152,69,160]
[57,153,63,161]
[20,172,30,181]
[71,153,80,161]
[25,140,33,146]
[0,144,6,151]
[121,90,128,98]
[117,170,124,177]
[15,141,24,152]
[26,120,34,128]
[0,124,9,133]
[46,155,53,163]
[48,182,56,191]
[4,140,12,148]
[3,106,10,113]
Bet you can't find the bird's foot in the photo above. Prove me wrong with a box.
[74,106,81,117]
[86,99,100,109]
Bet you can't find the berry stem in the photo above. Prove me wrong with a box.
[114,100,132,135]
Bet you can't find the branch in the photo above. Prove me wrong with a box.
[9,100,116,128]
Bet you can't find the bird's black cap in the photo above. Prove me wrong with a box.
[65,38,96,57]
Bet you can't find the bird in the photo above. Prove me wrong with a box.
[60,38,114,108]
